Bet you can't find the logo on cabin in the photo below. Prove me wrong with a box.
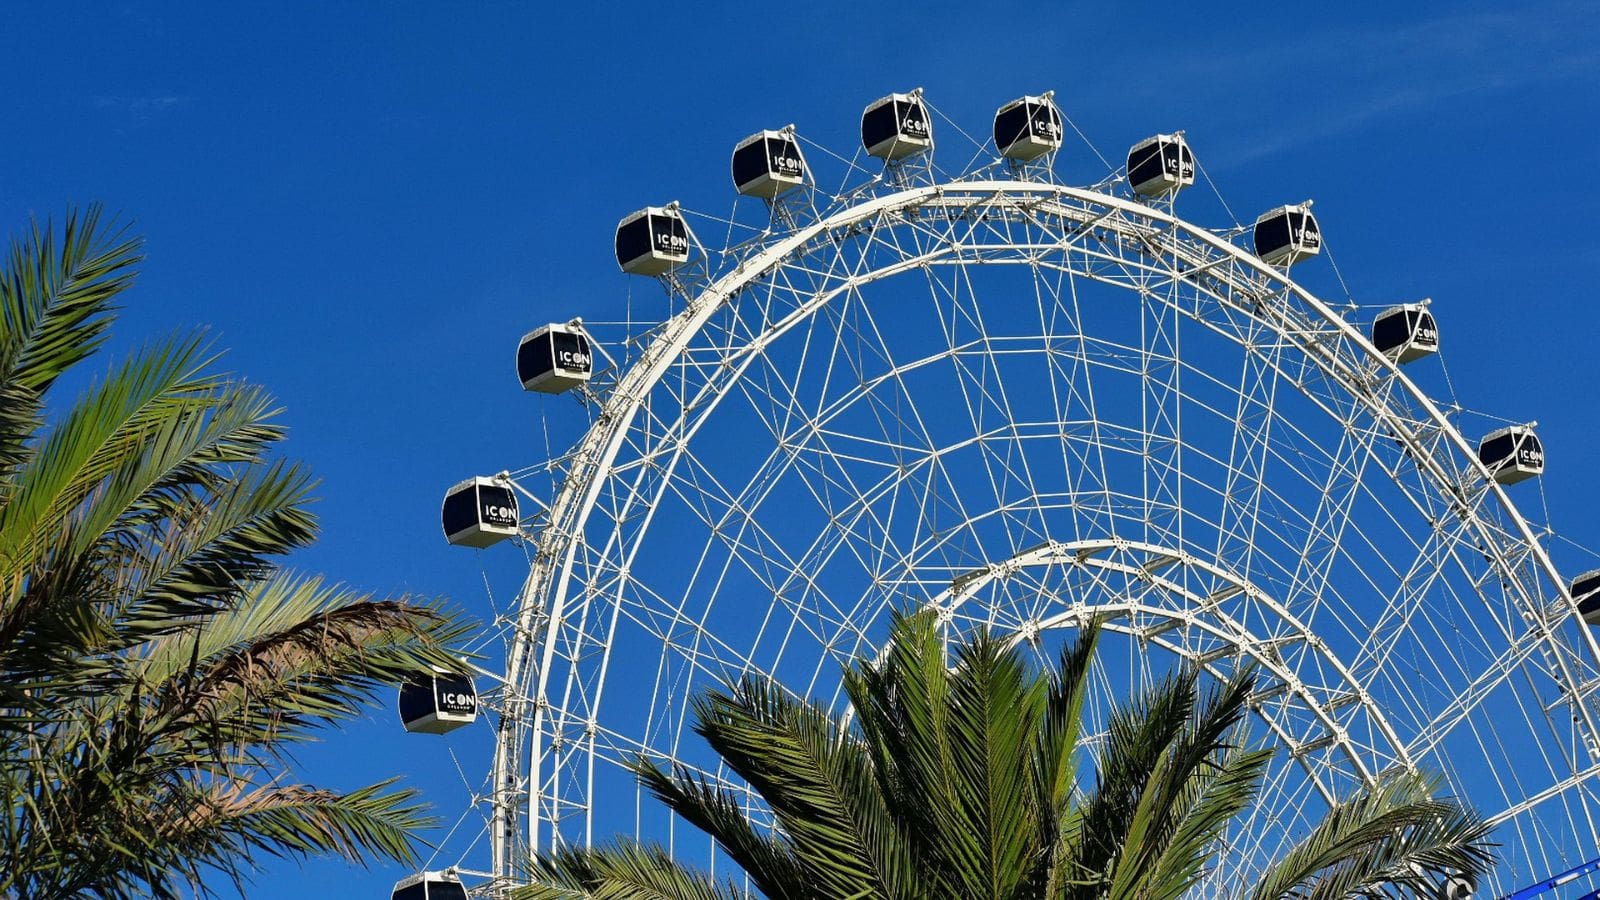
[482,504,517,525]
[557,349,591,369]
[772,155,803,176]
[438,691,477,714]
[1520,447,1544,465]
[902,115,929,138]
[654,232,688,253]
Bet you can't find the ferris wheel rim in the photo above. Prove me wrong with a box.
[486,176,1600,887]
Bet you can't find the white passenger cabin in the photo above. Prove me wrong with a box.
[390,872,469,900]
[1477,424,1543,485]
[1371,304,1439,364]
[732,127,808,198]
[862,90,933,160]
[1253,203,1321,266]
[1572,570,1600,625]
[399,667,478,735]
[994,93,1062,161]
[518,323,592,394]
[1127,133,1194,196]
[615,205,692,276]
[441,476,518,548]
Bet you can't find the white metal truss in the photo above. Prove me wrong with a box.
[468,177,1600,896]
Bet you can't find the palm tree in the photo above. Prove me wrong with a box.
[520,611,1494,899]
[0,207,474,898]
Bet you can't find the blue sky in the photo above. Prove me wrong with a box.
[6,2,1600,896]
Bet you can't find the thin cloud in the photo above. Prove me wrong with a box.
[92,94,192,125]
[1135,4,1598,171]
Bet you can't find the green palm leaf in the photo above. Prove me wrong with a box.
[690,675,916,899]
[1245,769,1495,900]
[0,205,140,480]
[632,756,808,900]
[518,842,741,900]
[0,210,474,897]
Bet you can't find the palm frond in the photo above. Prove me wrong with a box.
[106,456,317,641]
[842,608,968,896]
[632,755,808,900]
[692,674,916,899]
[84,776,438,898]
[0,331,224,585]
[519,842,741,900]
[0,204,141,396]
[133,573,472,755]
[0,210,474,897]
[0,205,141,479]
[1128,745,1274,900]
[936,628,1050,898]
[1061,667,1197,893]
[1245,769,1496,900]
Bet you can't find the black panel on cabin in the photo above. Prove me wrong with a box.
[1582,593,1600,618]
[477,485,517,528]
[863,102,898,150]
[399,678,436,725]
[441,487,480,537]
[652,213,688,254]
[1576,573,1600,602]
[900,100,929,139]
[518,333,556,383]
[1254,215,1292,257]
[1411,311,1438,346]
[1290,212,1321,246]
[1029,102,1060,139]
[1174,143,1194,174]
[994,104,1029,151]
[765,137,804,178]
[550,331,590,373]
[1478,434,1515,468]
[1128,145,1164,186]
[732,140,770,188]
[615,217,652,267]
[433,674,477,717]
[1372,312,1411,352]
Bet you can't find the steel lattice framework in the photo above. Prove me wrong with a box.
[456,173,1600,897]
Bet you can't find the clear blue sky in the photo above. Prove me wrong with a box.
[6,2,1599,896]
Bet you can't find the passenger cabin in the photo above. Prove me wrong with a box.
[1371,304,1439,364]
[733,127,808,198]
[1441,875,1475,900]
[1253,203,1321,266]
[518,324,592,394]
[862,91,933,160]
[1572,570,1600,625]
[441,476,518,548]
[399,667,478,734]
[1477,425,1544,485]
[994,93,1062,161]
[391,872,470,900]
[615,205,692,276]
[1126,133,1194,196]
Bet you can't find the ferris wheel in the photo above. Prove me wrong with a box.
[408,89,1600,899]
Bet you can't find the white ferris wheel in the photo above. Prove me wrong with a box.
[407,89,1600,899]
